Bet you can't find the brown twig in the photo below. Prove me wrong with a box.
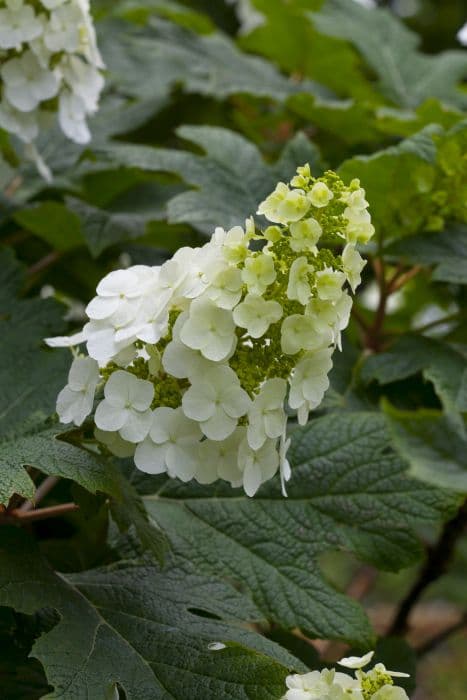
[1,502,79,524]
[17,476,60,512]
[346,565,378,601]
[26,250,62,278]
[388,500,467,636]
[387,265,423,294]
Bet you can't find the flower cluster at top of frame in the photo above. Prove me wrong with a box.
[53,164,374,497]
[0,0,104,159]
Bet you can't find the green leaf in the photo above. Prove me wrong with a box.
[99,16,326,104]
[0,607,52,699]
[0,527,299,699]
[338,121,467,240]
[67,197,147,258]
[109,465,168,565]
[13,202,84,252]
[101,126,324,234]
[240,0,376,101]
[0,424,121,506]
[386,223,467,285]
[383,403,467,493]
[361,335,467,435]
[0,249,125,505]
[145,412,457,647]
[338,125,439,239]
[0,248,68,440]
[311,0,467,109]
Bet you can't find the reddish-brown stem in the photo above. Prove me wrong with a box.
[388,500,467,636]
[1,230,30,247]
[18,476,60,512]
[346,565,378,601]
[364,262,424,351]
[388,265,423,294]
[27,250,62,278]
[1,502,79,524]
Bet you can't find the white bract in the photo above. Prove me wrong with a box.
[0,0,104,178]
[53,166,374,496]
[233,294,282,338]
[238,437,279,497]
[94,370,154,443]
[0,1,43,50]
[134,407,202,481]
[242,252,276,295]
[180,298,237,362]
[56,356,99,426]
[287,257,313,305]
[289,348,333,425]
[182,365,251,440]
[289,217,322,252]
[247,378,287,450]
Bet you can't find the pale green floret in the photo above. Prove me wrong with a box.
[309,181,334,208]
[287,257,313,306]
[289,217,322,252]
[242,252,276,295]
[264,225,282,243]
[315,267,346,301]
[257,182,310,224]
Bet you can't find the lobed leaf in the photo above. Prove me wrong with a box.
[100,126,324,234]
[145,412,457,647]
[0,528,299,699]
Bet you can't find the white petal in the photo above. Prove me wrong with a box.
[201,410,237,441]
[119,409,153,443]
[166,445,198,482]
[86,296,119,320]
[222,385,251,419]
[243,462,262,497]
[128,377,154,411]
[44,331,86,347]
[134,438,167,474]
[56,387,92,426]
[68,356,99,392]
[182,386,215,422]
[94,401,127,432]
[338,651,374,669]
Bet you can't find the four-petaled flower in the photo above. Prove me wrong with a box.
[94,370,154,443]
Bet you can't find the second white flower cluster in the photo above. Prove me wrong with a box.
[52,165,374,496]
[0,0,104,157]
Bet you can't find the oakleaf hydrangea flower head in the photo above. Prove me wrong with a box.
[52,166,374,496]
[283,652,409,700]
[0,0,104,178]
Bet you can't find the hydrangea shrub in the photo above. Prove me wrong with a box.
[53,165,373,496]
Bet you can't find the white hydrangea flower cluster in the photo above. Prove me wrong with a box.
[0,0,104,171]
[283,651,410,700]
[53,166,374,497]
